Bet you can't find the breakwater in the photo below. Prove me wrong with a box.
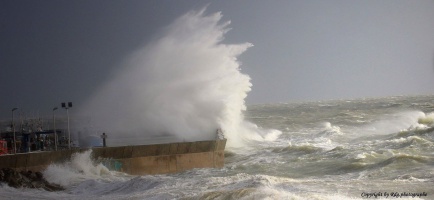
[0,139,226,175]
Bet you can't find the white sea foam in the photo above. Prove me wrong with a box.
[319,122,344,136]
[43,150,127,187]
[417,112,434,126]
[356,111,426,136]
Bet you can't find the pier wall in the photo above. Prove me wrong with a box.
[0,140,226,175]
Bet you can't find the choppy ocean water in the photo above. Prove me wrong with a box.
[1,95,434,200]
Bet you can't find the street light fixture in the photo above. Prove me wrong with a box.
[53,107,58,151]
[61,102,72,149]
[12,107,18,154]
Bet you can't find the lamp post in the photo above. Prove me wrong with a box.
[12,107,18,154]
[61,102,72,149]
[53,107,58,151]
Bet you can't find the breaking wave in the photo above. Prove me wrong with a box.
[43,150,126,187]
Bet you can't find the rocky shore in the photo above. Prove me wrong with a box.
[0,168,64,191]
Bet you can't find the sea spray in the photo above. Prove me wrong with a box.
[418,112,434,126]
[78,8,278,148]
[43,150,114,187]
[356,111,426,136]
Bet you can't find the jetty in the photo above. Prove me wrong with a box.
[0,139,226,175]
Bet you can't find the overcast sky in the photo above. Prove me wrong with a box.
[1,0,434,118]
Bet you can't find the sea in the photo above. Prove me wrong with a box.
[1,95,433,200]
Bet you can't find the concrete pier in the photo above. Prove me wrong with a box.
[0,139,226,175]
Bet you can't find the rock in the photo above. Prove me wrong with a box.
[0,169,4,181]
[43,182,64,192]
[26,170,37,181]
[0,168,64,191]
[30,180,44,188]
[35,171,43,180]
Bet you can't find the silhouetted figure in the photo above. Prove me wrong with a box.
[101,133,107,147]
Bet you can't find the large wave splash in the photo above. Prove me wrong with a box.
[79,8,274,148]
[43,150,117,187]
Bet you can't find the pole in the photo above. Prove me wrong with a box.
[53,107,58,151]
[67,108,70,149]
[12,108,18,154]
[61,102,72,150]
